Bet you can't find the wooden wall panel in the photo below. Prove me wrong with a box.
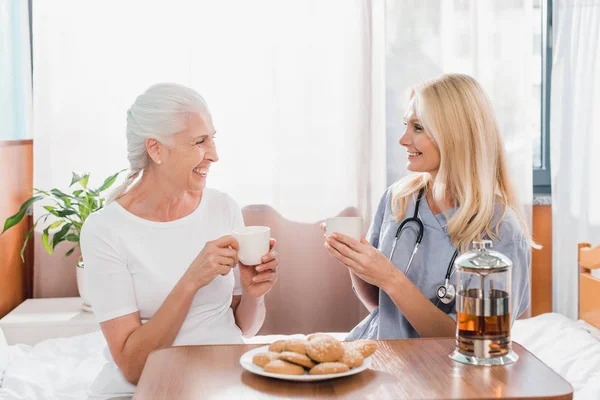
[531,205,552,316]
[0,140,34,318]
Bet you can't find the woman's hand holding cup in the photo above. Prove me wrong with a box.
[184,235,240,291]
[233,226,279,298]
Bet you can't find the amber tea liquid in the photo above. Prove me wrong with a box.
[457,312,511,338]
[456,312,511,356]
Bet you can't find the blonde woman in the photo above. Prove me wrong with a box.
[324,74,535,340]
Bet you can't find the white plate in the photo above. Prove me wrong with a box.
[239,345,372,382]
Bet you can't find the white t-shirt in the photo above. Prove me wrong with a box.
[80,188,245,345]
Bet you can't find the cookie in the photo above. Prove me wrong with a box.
[306,335,344,363]
[278,351,316,368]
[268,340,287,353]
[283,339,308,355]
[252,351,280,367]
[352,340,377,357]
[307,332,331,341]
[339,346,364,368]
[309,362,350,375]
[264,359,305,375]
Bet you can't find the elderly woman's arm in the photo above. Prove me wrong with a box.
[100,235,240,385]
[231,239,279,337]
[100,279,197,384]
[230,294,266,337]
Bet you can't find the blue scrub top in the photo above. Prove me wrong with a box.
[346,187,531,340]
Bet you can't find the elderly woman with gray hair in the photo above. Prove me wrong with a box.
[80,83,279,386]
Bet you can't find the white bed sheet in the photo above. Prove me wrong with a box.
[512,313,600,400]
[0,314,599,399]
[0,332,106,400]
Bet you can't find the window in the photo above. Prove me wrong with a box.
[385,1,551,196]
[0,1,32,141]
[533,0,552,193]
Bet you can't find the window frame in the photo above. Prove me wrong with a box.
[534,0,552,194]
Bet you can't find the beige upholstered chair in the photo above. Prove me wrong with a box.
[242,204,369,335]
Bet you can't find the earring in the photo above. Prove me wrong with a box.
[156,160,162,165]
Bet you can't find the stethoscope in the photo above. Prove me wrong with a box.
[387,188,459,305]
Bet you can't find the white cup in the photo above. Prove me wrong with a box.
[325,217,363,241]
[232,226,271,266]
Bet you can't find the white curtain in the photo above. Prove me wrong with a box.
[32,0,385,223]
[551,0,600,320]
[0,0,31,141]
[384,1,536,317]
[32,1,386,296]
[385,0,535,208]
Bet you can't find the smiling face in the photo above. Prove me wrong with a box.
[147,112,219,192]
[399,99,441,178]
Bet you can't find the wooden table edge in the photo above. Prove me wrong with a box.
[137,339,575,400]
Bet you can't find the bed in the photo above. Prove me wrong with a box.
[1,244,600,400]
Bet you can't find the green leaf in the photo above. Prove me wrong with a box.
[66,234,79,242]
[72,190,83,197]
[20,226,36,262]
[64,246,77,258]
[48,220,64,230]
[70,172,90,188]
[78,203,91,223]
[52,223,73,249]
[55,209,77,218]
[2,196,43,234]
[34,214,50,225]
[44,207,63,218]
[41,227,53,255]
[88,197,99,212]
[50,188,75,201]
[70,221,82,231]
[34,188,50,196]
[80,175,89,188]
[96,170,126,192]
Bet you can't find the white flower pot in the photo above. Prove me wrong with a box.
[76,261,92,312]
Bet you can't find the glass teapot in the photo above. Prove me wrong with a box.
[450,240,519,366]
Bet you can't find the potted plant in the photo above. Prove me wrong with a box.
[2,170,125,310]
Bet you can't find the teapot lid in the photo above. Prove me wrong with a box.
[455,240,512,271]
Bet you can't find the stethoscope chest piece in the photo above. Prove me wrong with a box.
[436,278,456,304]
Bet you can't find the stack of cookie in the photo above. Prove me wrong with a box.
[252,333,377,376]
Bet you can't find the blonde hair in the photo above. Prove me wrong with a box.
[391,74,538,252]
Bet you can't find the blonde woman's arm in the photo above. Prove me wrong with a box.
[325,233,455,337]
[348,271,379,313]
[323,189,393,312]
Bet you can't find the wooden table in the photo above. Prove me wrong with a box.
[135,338,573,399]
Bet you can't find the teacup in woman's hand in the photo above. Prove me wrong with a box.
[232,226,271,266]
[324,217,362,241]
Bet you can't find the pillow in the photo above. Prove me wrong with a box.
[0,326,8,385]
[576,319,600,342]
[513,313,600,395]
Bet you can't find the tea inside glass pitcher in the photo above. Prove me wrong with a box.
[449,240,519,366]
[456,288,511,357]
